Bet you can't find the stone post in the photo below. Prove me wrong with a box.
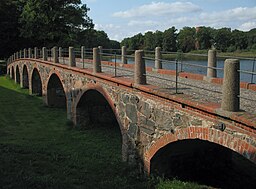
[155,47,162,69]
[207,49,217,78]
[121,46,127,64]
[69,47,76,67]
[52,46,59,63]
[16,52,19,59]
[34,47,38,59]
[59,47,62,58]
[28,48,32,58]
[98,46,103,61]
[134,50,146,85]
[221,59,240,112]
[20,50,22,58]
[24,49,27,58]
[93,47,101,73]
[81,46,85,68]
[42,47,47,61]
[81,46,85,60]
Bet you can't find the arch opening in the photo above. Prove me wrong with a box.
[11,67,14,79]
[76,89,119,128]
[150,139,256,188]
[31,68,42,96]
[15,65,20,84]
[22,65,29,89]
[47,74,66,108]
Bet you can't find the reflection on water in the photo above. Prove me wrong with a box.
[109,58,256,83]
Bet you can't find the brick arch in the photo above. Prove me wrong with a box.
[45,71,67,108]
[22,64,29,88]
[11,66,14,79]
[46,70,67,93]
[144,126,255,173]
[74,83,128,161]
[15,65,20,84]
[30,66,43,96]
[74,83,124,134]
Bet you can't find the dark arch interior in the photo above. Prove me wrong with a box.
[22,65,29,89]
[32,69,42,96]
[76,90,119,128]
[47,74,66,108]
[150,139,256,188]
[11,67,14,79]
[16,66,20,84]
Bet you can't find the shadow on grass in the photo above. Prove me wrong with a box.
[0,79,149,189]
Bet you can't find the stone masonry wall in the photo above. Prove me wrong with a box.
[7,60,256,171]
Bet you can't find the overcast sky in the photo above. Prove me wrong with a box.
[81,0,256,41]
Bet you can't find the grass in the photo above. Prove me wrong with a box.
[0,76,212,189]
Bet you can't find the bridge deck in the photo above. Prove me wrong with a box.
[73,60,256,114]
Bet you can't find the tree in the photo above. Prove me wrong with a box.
[144,31,155,50]
[162,27,177,52]
[154,30,163,48]
[0,0,25,58]
[19,0,94,47]
[195,26,214,50]
[109,40,120,49]
[213,28,232,52]
[246,28,256,50]
[177,27,196,52]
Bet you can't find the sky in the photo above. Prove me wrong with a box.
[81,0,256,41]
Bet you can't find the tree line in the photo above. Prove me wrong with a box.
[121,26,256,53]
[0,0,120,59]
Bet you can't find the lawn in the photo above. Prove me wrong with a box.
[0,76,212,189]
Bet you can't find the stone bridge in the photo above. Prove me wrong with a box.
[6,47,256,178]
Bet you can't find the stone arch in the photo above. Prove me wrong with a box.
[31,68,42,96]
[10,66,14,79]
[144,127,255,173]
[144,127,256,188]
[15,65,20,84]
[75,86,127,160]
[75,87,120,128]
[22,64,29,88]
[46,73,67,108]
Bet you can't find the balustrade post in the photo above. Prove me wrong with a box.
[207,49,217,78]
[24,49,27,58]
[93,47,101,73]
[34,47,38,59]
[52,46,59,63]
[59,47,62,59]
[69,47,76,67]
[81,46,85,68]
[20,50,22,59]
[134,50,146,85]
[155,47,162,69]
[221,59,240,112]
[16,52,19,59]
[98,46,103,61]
[42,47,47,61]
[28,48,32,58]
[122,46,127,64]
